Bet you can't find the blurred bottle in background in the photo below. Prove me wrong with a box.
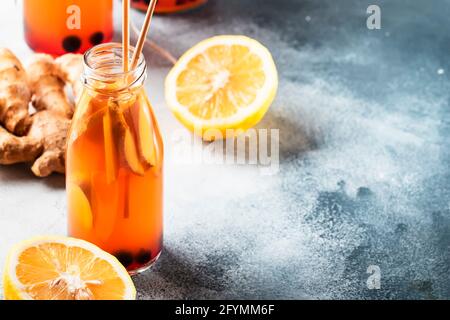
[23,0,113,56]
[131,0,207,14]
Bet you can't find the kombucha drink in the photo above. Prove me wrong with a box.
[131,0,207,13]
[23,0,113,55]
[66,43,163,273]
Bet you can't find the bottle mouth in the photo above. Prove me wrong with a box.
[82,42,146,92]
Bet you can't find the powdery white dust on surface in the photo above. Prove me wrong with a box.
[0,0,449,299]
[133,0,450,299]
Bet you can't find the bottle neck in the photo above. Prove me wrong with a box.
[81,43,146,96]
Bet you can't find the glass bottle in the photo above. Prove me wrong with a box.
[23,0,113,55]
[66,43,164,274]
[131,0,207,14]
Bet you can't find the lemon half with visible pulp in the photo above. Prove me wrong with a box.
[165,35,278,140]
[3,236,136,300]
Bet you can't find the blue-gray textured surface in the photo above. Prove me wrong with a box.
[136,0,450,299]
[0,0,449,299]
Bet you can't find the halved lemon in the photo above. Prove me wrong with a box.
[3,236,136,300]
[165,35,278,140]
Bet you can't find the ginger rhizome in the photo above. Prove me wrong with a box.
[56,53,83,101]
[0,48,155,178]
[85,95,155,180]
[28,111,71,177]
[28,54,74,119]
[0,48,31,134]
[0,126,41,165]
[111,97,157,177]
[0,111,71,177]
[0,49,82,177]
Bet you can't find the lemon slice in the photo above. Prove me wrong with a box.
[165,35,278,140]
[3,236,136,300]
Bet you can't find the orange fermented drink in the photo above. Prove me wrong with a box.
[67,43,164,273]
[23,0,113,55]
[131,0,207,13]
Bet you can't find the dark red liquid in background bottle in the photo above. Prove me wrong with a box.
[131,0,208,14]
[23,0,113,56]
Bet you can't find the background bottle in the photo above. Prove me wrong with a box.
[23,0,113,56]
[131,0,208,14]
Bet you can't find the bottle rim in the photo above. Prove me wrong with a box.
[82,42,146,93]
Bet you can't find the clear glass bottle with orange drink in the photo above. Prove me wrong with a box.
[131,0,207,13]
[66,43,164,273]
[23,0,113,55]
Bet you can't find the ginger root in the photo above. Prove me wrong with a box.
[130,100,156,168]
[0,48,31,134]
[0,111,70,177]
[0,48,82,177]
[28,111,72,177]
[102,100,151,177]
[28,54,74,119]
[0,126,42,165]
[55,53,83,101]
[109,101,146,177]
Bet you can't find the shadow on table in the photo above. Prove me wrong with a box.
[257,109,320,161]
[0,164,65,189]
[191,109,319,172]
[134,248,234,299]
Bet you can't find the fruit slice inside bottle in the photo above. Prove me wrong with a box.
[67,89,163,271]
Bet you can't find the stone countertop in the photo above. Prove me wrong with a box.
[0,0,449,299]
